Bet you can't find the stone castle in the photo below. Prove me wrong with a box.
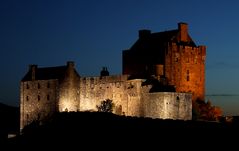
[20,23,206,131]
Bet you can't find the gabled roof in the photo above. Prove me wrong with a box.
[21,66,68,81]
[129,29,196,52]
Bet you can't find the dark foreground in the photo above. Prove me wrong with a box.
[5,112,239,148]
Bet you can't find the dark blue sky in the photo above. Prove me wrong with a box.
[1,0,239,115]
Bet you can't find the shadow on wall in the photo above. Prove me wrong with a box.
[141,76,175,92]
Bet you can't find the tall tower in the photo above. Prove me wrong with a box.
[123,22,206,102]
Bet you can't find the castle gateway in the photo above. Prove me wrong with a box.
[20,23,205,131]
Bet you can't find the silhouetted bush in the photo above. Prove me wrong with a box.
[193,99,222,121]
[96,99,114,113]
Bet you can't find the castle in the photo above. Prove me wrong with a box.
[20,23,206,131]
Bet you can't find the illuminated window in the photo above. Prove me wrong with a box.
[38,83,40,89]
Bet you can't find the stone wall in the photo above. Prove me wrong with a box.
[79,75,129,113]
[58,62,80,112]
[165,43,206,102]
[140,92,192,120]
[20,73,192,131]
[20,79,59,131]
[78,75,192,120]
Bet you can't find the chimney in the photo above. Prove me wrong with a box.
[178,22,188,42]
[100,67,109,76]
[138,29,151,38]
[29,65,37,80]
[67,61,75,68]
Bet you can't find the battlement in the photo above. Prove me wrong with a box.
[81,74,130,83]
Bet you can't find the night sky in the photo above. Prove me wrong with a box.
[1,0,239,116]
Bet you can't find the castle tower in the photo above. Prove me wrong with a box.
[20,61,80,131]
[122,23,206,102]
[58,61,81,112]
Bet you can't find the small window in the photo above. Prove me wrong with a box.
[38,83,41,89]
[176,96,180,101]
[186,70,190,81]
[26,84,29,89]
[186,58,189,63]
[47,82,50,88]
[38,95,40,101]
[47,94,50,100]
[116,82,120,88]
[26,96,29,101]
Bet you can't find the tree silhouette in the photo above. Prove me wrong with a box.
[96,99,114,113]
[193,99,222,121]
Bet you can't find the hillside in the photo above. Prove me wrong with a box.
[0,102,19,141]
[8,112,239,148]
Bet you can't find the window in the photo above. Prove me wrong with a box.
[116,82,120,88]
[38,83,40,89]
[38,95,40,101]
[47,95,50,101]
[186,58,189,63]
[26,84,29,89]
[194,56,198,64]
[47,82,50,88]
[90,84,94,89]
[186,70,190,81]
[26,96,29,101]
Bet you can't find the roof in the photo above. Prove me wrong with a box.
[129,29,196,52]
[21,66,68,81]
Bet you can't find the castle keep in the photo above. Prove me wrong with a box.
[20,23,205,131]
[123,23,206,101]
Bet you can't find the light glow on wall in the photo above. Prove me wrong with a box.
[60,99,76,112]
